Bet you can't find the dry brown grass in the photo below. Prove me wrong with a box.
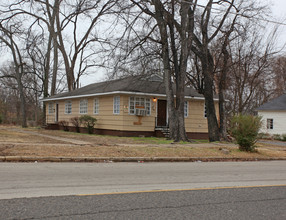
[0,125,285,159]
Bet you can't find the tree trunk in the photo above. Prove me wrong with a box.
[50,0,59,96]
[153,0,188,142]
[204,72,220,142]
[218,89,227,139]
[16,71,27,128]
[50,35,58,96]
[218,44,230,140]
[165,74,188,142]
[168,109,188,142]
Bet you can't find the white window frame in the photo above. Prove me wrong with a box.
[79,99,88,114]
[145,98,151,115]
[129,96,151,116]
[184,101,188,118]
[48,103,54,114]
[267,118,274,129]
[94,98,99,115]
[65,101,72,114]
[113,96,120,115]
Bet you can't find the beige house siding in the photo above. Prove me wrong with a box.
[45,95,218,134]
[185,100,207,133]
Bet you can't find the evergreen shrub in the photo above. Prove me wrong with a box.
[230,114,262,152]
[79,115,96,134]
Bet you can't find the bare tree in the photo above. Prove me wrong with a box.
[226,25,277,115]
[1,0,117,93]
[54,0,117,90]
[116,0,197,141]
[0,22,28,127]
[188,0,242,141]
[1,0,118,126]
[212,14,239,140]
[272,55,286,95]
[186,0,270,141]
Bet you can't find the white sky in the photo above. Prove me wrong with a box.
[270,0,286,18]
[80,0,286,86]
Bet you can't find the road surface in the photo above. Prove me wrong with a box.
[1,186,285,219]
[1,161,286,219]
[1,161,286,199]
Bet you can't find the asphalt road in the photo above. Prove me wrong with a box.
[1,161,286,219]
[0,186,285,219]
[0,161,286,200]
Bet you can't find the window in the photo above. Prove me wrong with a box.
[113,96,120,114]
[129,96,151,116]
[145,98,151,115]
[129,97,135,114]
[184,101,188,117]
[94,98,99,114]
[48,103,54,114]
[267,119,273,129]
[204,102,207,118]
[79,99,88,114]
[65,101,72,114]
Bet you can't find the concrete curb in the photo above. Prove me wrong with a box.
[0,156,286,163]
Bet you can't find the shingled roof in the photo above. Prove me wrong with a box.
[43,74,205,101]
[256,93,286,111]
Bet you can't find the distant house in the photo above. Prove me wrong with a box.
[256,93,286,135]
[42,74,218,139]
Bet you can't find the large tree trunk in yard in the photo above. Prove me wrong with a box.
[164,71,188,142]
[219,90,227,140]
[168,109,188,142]
[204,74,220,142]
[218,43,230,140]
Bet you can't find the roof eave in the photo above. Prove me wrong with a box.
[41,91,212,102]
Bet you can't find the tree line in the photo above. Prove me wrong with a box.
[0,0,285,142]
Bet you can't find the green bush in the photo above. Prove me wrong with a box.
[70,116,81,133]
[230,114,262,152]
[0,114,2,124]
[79,115,97,134]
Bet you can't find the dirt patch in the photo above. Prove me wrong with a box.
[0,125,285,159]
[0,127,68,144]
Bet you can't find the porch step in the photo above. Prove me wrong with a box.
[155,127,170,138]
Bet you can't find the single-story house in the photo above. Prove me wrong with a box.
[256,92,286,135]
[43,74,218,139]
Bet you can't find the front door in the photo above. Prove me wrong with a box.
[157,100,167,127]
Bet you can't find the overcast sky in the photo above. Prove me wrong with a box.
[270,0,286,19]
[81,0,286,86]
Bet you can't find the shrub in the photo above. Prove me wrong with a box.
[70,117,81,133]
[272,134,281,141]
[79,115,97,134]
[0,114,2,124]
[281,134,286,142]
[59,120,69,131]
[230,114,262,152]
[257,132,271,140]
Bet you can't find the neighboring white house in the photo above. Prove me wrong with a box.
[256,93,286,135]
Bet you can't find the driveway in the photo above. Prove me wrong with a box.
[258,140,286,147]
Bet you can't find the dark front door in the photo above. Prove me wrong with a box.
[157,100,167,127]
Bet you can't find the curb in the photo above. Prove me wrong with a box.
[0,156,286,163]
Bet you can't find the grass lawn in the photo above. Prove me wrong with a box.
[0,125,285,159]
